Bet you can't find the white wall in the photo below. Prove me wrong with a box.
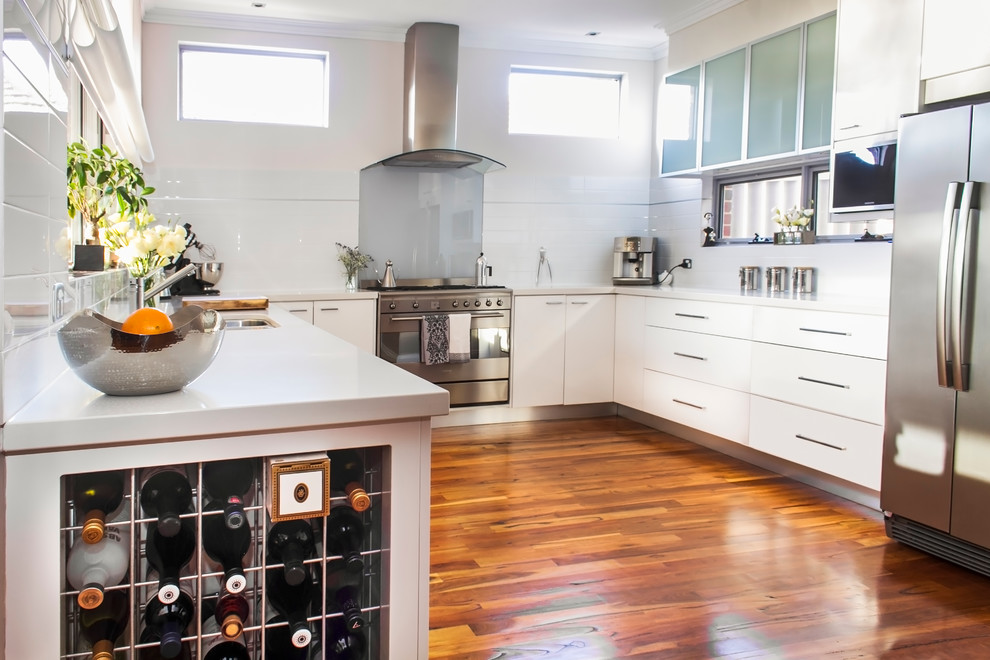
[140,23,657,291]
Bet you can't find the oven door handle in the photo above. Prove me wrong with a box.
[390,312,506,322]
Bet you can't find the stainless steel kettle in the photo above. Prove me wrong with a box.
[380,260,397,288]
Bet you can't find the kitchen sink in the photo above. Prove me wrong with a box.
[221,315,279,329]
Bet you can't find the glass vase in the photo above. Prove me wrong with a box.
[345,271,358,292]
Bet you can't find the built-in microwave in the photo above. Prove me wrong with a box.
[829,139,897,216]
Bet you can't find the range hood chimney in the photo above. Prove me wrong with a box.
[364,22,504,174]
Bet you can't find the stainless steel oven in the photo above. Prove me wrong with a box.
[375,285,511,406]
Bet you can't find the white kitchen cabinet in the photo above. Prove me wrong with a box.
[271,300,314,323]
[314,299,377,353]
[644,326,752,392]
[511,294,615,407]
[613,294,645,409]
[750,396,883,490]
[644,297,753,340]
[920,0,990,104]
[643,370,751,445]
[751,306,888,359]
[832,0,923,141]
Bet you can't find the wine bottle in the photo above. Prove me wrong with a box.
[202,498,251,594]
[203,640,250,660]
[267,519,316,586]
[327,449,371,512]
[73,470,126,544]
[139,625,192,660]
[140,466,192,538]
[202,458,256,530]
[145,517,195,605]
[266,567,314,648]
[143,590,194,659]
[214,591,250,641]
[325,614,368,660]
[266,616,311,659]
[325,564,366,632]
[325,505,365,573]
[67,523,130,609]
[78,589,129,660]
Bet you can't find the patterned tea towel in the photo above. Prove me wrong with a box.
[422,314,450,365]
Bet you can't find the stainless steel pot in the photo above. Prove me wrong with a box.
[766,266,788,293]
[739,266,760,290]
[793,266,815,294]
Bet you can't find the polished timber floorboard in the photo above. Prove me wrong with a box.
[428,417,990,659]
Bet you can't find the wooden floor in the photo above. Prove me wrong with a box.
[427,416,990,659]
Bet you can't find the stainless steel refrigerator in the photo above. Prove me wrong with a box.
[883,101,990,575]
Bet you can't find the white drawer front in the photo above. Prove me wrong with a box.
[750,343,886,424]
[643,370,750,444]
[753,306,888,358]
[749,396,883,490]
[645,298,753,339]
[644,327,752,392]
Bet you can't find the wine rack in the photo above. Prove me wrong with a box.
[59,447,387,659]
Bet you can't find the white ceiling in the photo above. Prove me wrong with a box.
[141,0,745,58]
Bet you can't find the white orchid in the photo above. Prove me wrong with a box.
[98,210,187,278]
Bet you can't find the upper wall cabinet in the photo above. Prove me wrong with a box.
[920,0,990,105]
[832,0,922,143]
[660,13,836,174]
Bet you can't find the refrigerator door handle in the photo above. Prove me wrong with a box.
[950,181,977,392]
[936,182,961,388]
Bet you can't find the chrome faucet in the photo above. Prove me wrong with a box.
[135,264,197,309]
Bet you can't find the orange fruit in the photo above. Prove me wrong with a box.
[121,307,174,335]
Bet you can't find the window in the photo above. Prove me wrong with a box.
[508,66,622,138]
[716,164,826,241]
[179,44,328,127]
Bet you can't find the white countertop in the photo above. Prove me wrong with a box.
[2,306,449,455]
[512,284,889,315]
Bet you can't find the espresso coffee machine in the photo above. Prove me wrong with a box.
[163,223,223,296]
[613,236,659,285]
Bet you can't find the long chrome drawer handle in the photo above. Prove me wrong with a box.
[798,327,851,336]
[672,398,705,410]
[319,307,340,312]
[797,376,849,389]
[545,301,564,305]
[796,433,846,451]
[673,352,707,361]
[674,313,708,320]
[392,312,506,321]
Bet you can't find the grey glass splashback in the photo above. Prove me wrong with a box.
[358,166,484,281]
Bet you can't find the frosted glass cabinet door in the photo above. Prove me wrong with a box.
[802,14,836,150]
[748,28,801,159]
[660,65,700,173]
[701,48,746,167]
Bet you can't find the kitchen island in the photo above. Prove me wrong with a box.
[1,305,449,659]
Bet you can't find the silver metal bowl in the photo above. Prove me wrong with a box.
[57,305,226,396]
[195,261,224,286]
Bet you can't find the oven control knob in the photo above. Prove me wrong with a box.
[464,300,470,307]
[412,301,419,309]
[389,302,396,310]
[486,299,493,307]
[496,299,503,306]
[474,300,481,307]
[452,300,459,307]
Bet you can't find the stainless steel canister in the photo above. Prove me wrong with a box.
[766,266,788,293]
[793,266,815,294]
[739,266,760,290]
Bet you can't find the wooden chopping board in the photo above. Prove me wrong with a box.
[181,296,269,310]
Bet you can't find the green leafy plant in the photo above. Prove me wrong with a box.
[67,140,155,242]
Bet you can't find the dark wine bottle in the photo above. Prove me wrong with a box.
[79,589,129,660]
[325,564,366,632]
[202,498,251,594]
[203,640,251,660]
[143,590,194,659]
[202,458,256,530]
[326,614,368,660]
[328,449,371,512]
[140,466,192,538]
[73,470,126,544]
[139,625,192,660]
[214,591,250,641]
[266,616,312,659]
[266,567,314,649]
[268,519,316,586]
[145,517,196,605]
[326,505,365,573]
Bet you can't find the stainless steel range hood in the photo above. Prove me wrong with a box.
[363,22,504,174]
